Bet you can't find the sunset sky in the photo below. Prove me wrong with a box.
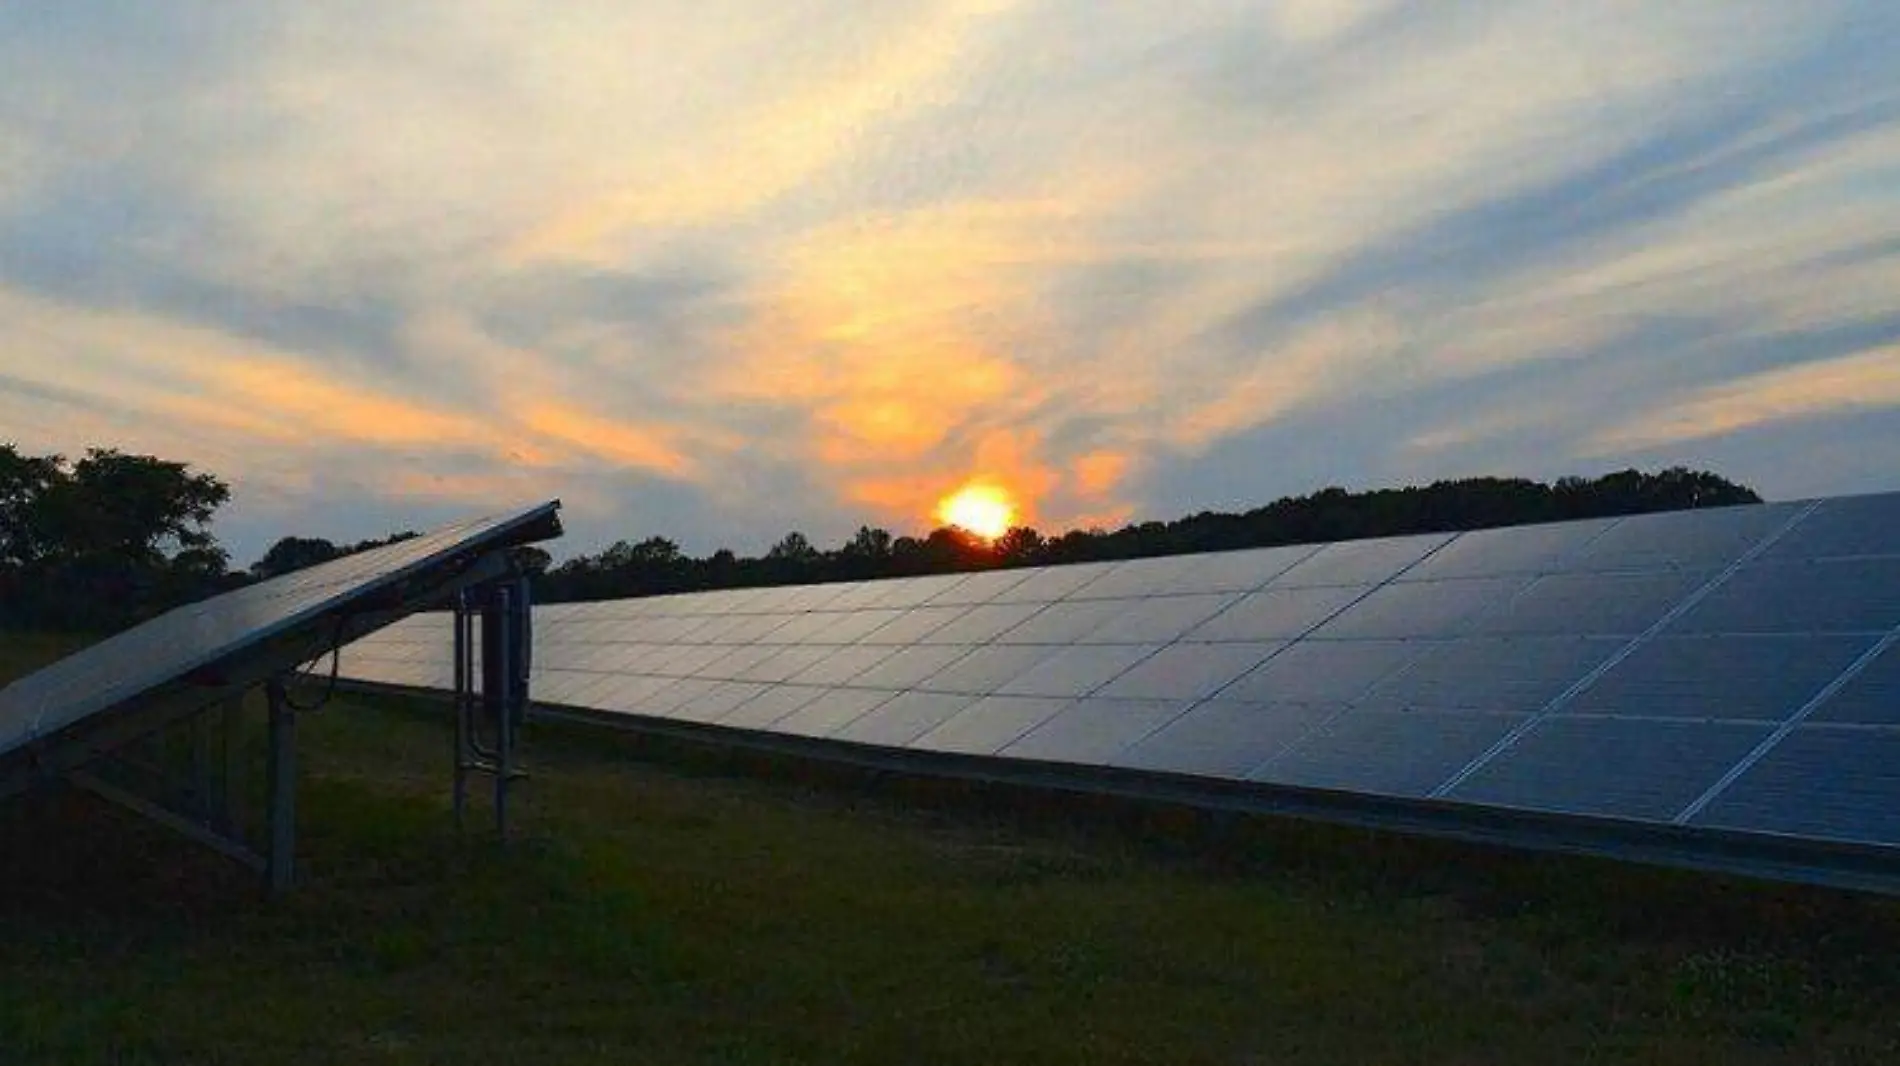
[2,2,1897,562]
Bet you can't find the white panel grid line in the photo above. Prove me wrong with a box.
[1429,499,1825,799]
[1674,625,1900,825]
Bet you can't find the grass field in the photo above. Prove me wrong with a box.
[3,635,1900,1064]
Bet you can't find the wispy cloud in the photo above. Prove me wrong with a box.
[0,1,1896,559]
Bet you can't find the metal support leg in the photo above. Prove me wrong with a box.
[452,593,473,831]
[221,698,244,836]
[265,680,297,896]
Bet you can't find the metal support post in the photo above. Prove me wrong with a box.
[265,679,297,895]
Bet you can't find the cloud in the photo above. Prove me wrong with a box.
[2,1,1898,561]
[1594,346,1900,452]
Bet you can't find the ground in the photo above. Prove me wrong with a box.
[1,633,1898,1065]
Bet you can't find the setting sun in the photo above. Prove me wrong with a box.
[936,483,1016,541]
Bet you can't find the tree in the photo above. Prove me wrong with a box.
[252,536,343,579]
[0,446,232,630]
[766,531,819,562]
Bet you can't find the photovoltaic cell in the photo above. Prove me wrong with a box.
[1260,709,1526,799]
[1807,642,1900,726]
[1002,698,1191,765]
[833,691,979,747]
[1094,642,1280,701]
[918,644,1058,696]
[996,644,1158,698]
[1271,533,1450,588]
[1668,559,1900,635]
[1565,635,1875,722]
[1451,717,1771,821]
[1309,576,1529,640]
[1565,502,1801,571]
[1113,700,1337,778]
[1473,569,1711,637]
[1359,637,1621,714]
[772,688,897,737]
[914,695,1074,755]
[1078,594,1240,644]
[1218,640,1421,705]
[1760,494,1900,561]
[1693,728,1900,845]
[1183,585,1367,642]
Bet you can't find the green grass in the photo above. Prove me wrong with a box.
[3,640,1900,1064]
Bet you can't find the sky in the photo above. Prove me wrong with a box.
[2,2,1897,565]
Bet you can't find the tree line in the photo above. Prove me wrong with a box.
[0,441,1761,632]
[536,466,1760,601]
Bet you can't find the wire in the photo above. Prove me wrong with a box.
[280,614,349,713]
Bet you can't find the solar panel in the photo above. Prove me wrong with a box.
[1,501,560,775]
[2,500,562,891]
[337,491,1900,893]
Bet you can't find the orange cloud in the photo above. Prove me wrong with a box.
[212,360,498,450]
[518,402,696,477]
[1072,450,1130,496]
[1594,346,1900,452]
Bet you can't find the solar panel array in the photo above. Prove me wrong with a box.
[340,493,1900,865]
[0,502,562,765]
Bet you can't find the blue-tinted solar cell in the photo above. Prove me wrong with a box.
[1808,641,1900,725]
[1474,569,1710,637]
[1360,637,1621,714]
[1566,635,1874,722]
[997,599,1130,644]
[921,603,1046,644]
[1081,593,1240,644]
[861,573,970,609]
[1669,559,1900,635]
[918,644,1057,696]
[1113,700,1337,778]
[1310,576,1528,640]
[1693,727,1900,845]
[915,695,1074,755]
[833,691,980,747]
[1259,709,1526,799]
[1451,717,1770,821]
[996,644,1159,698]
[1183,585,1366,642]
[1404,518,1617,580]
[1070,555,1206,600]
[1758,494,1900,561]
[1169,545,1320,594]
[1566,503,1802,572]
[1095,642,1281,701]
[1003,698,1191,765]
[1219,640,1422,704]
[924,569,1034,606]
[1271,533,1450,589]
[994,562,1120,602]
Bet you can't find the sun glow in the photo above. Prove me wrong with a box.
[936,482,1016,541]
